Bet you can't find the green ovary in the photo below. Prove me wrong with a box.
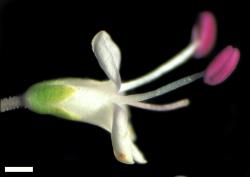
[24,81,79,120]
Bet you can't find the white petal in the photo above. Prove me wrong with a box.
[131,143,147,164]
[128,121,137,142]
[122,105,137,141]
[59,79,116,131]
[111,104,134,164]
[91,31,121,89]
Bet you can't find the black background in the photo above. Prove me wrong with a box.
[0,0,249,176]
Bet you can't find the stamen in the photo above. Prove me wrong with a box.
[116,73,202,111]
[0,96,24,113]
[120,42,199,92]
[192,11,217,58]
[204,46,240,85]
[126,72,203,101]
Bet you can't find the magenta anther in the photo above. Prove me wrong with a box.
[192,11,217,58]
[204,46,240,86]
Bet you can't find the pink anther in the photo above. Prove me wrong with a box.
[204,46,240,86]
[192,11,217,58]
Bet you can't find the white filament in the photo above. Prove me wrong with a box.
[120,41,198,92]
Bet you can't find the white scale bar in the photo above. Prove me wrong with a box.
[5,166,33,173]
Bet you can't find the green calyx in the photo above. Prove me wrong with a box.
[24,81,78,119]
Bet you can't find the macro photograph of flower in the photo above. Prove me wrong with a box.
[0,0,248,176]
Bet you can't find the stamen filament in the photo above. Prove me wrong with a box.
[120,41,199,92]
[126,72,203,102]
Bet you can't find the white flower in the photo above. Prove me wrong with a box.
[0,30,205,164]
[78,30,201,164]
[1,11,240,165]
